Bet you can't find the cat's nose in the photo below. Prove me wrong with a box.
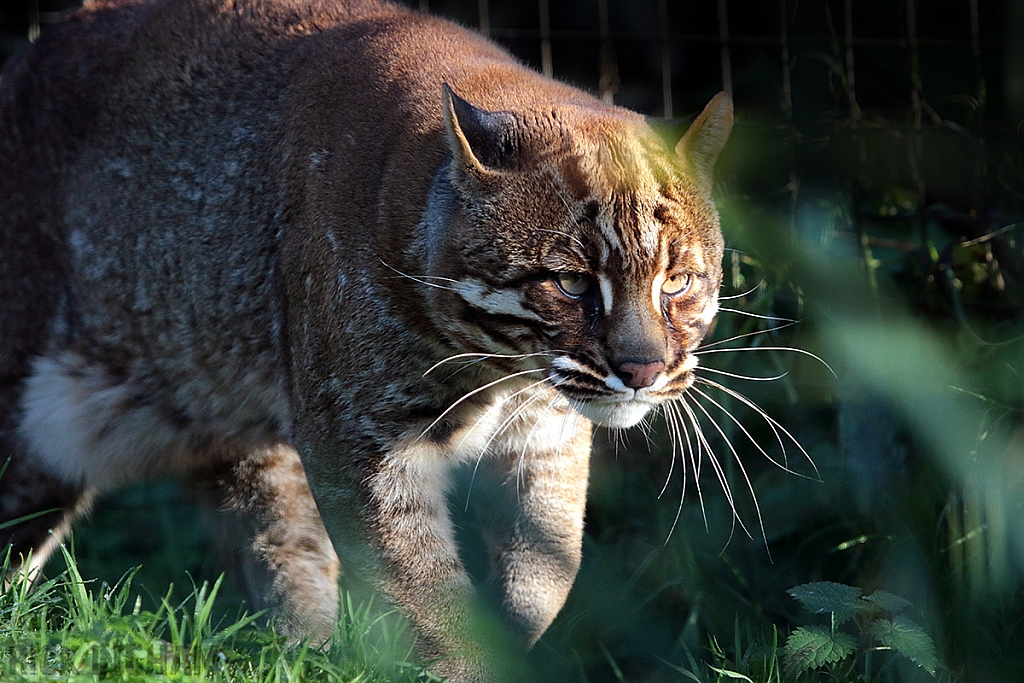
[613,359,666,389]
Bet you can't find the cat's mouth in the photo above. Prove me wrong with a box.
[567,397,657,429]
[551,357,693,428]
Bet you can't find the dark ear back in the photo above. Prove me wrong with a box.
[442,83,520,173]
[675,91,733,194]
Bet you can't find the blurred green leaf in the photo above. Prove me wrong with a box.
[864,590,911,614]
[870,616,939,675]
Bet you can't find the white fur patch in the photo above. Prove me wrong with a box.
[447,398,508,460]
[677,353,699,374]
[701,296,720,325]
[603,372,630,393]
[20,354,196,490]
[550,356,590,376]
[597,273,615,313]
[650,272,666,311]
[640,220,661,260]
[569,398,653,429]
[452,280,544,322]
[650,372,671,392]
[596,214,623,254]
[380,440,456,498]
[650,247,672,310]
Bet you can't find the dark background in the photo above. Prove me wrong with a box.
[2,1,1023,681]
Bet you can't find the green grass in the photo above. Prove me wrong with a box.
[2,542,956,683]
[0,544,436,682]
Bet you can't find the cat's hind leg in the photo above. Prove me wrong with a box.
[194,443,340,643]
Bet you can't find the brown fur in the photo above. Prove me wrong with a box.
[0,1,732,680]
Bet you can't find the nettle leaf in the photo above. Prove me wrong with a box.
[870,616,939,675]
[788,582,866,624]
[864,590,911,614]
[784,625,857,673]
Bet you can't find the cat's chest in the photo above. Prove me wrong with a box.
[403,378,572,465]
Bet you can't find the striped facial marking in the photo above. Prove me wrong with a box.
[451,279,546,324]
[428,91,732,429]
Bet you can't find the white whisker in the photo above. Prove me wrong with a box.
[672,401,694,498]
[456,377,552,453]
[517,393,565,498]
[685,438,743,549]
[546,401,578,500]
[687,392,768,551]
[667,402,692,496]
[717,281,764,300]
[666,401,700,542]
[695,366,788,382]
[697,324,798,350]
[463,379,558,510]
[681,394,746,543]
[480,379,560,457]
[695,345,837,376]
[659,403,684,541]
[637,413,656,452]
[695,377,820,480]
[678,398,714,533]
[535,227,587,254]
[690,384,795,478]
[415,368,546,443]
[379,260,460,291]
[540,174,584,230]
[657,406,678,500]
[423,351,556,377]
[717,307,795,323]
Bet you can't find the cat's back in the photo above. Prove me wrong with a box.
[0,0,574,169]
[0,0,633,379]
[0,0,405,374]
[0,0,623,258]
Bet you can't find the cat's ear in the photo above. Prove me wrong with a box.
[675,91,733,193]
[441,83,519,175]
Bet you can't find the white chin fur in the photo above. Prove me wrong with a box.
[570,399,654,429]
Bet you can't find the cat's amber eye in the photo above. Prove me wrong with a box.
[661,273,692,296]
[555,272,594,297]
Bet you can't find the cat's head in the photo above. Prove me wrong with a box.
[425,86,732,429]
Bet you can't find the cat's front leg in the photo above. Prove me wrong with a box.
[363,444,490,682]
[479,403,593,645]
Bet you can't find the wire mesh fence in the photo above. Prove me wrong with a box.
[6,0,1016,217]
[4,1,1019,124]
